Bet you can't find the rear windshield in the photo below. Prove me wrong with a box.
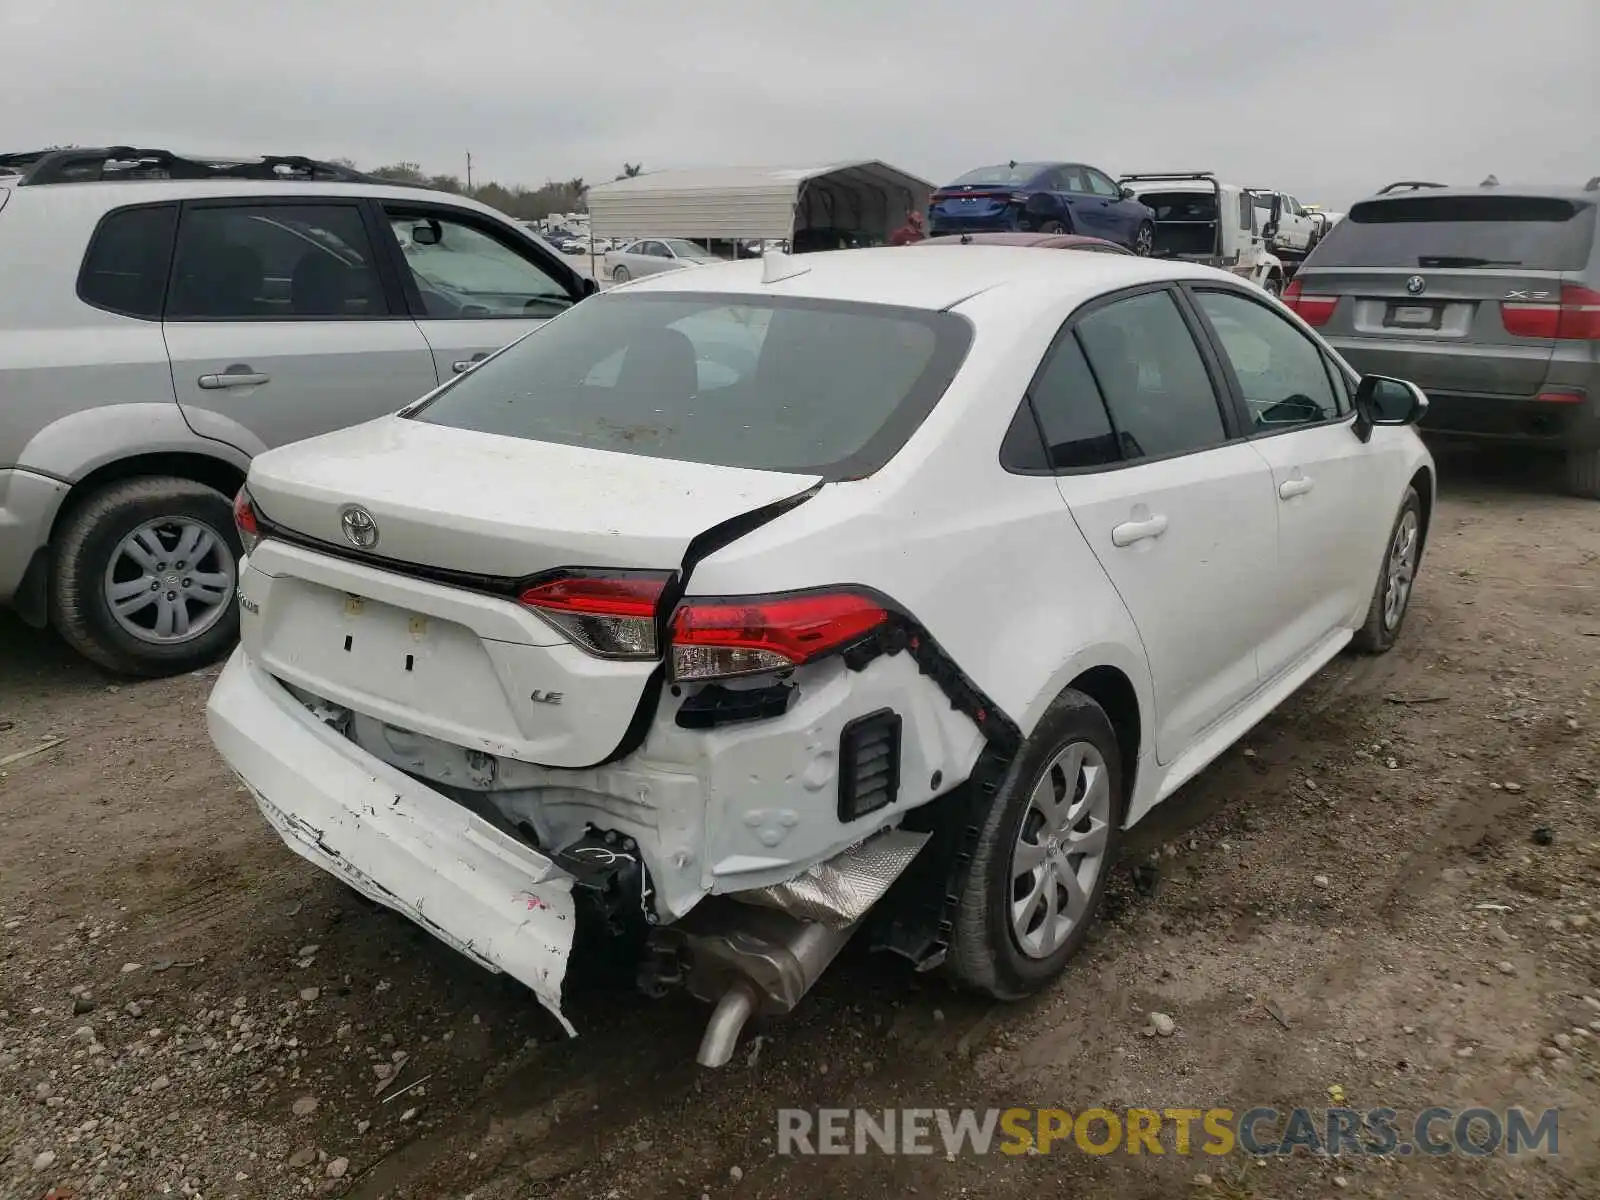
[409,292,973,478]
[948,163,1045,187]
[1309,195,1597,270]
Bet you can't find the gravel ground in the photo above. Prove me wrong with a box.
[2,446,1597,1200]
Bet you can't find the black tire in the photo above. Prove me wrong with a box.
[1563,447,1600,499]
[50,476,242,677]
[1133,221,1155,256]
[1351,486,1423,654]
[1263,271,1283,297]
[1038,219,1067,235]
[611,265,630,283]
[944,689,1125,1000]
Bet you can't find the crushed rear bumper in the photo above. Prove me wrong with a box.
[206,649,579,1033]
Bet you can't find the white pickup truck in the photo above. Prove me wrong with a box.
[1119,173,1288,295]
[1248,189,1320,257]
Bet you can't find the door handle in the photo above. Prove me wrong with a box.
[1111,513,1168,547]
[197,367,269,390]
[452,353,491,374]
[1279,475,1315,500]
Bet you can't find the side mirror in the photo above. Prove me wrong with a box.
[1120,185,1136,200]
[579,276,598,298]
[1262,221,1279,242]
[1355,375,1428,427]
[411,220,442,246]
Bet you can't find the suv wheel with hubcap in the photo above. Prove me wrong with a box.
[50,476,242,677]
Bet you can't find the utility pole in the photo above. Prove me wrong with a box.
[465,151,473,191]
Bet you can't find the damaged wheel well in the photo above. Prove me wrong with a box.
[1067,665,1140,809]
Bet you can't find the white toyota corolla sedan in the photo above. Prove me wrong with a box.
[208,245,1435,1065]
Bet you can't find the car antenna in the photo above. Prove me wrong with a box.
[1480,174,1499,187]
[960,232,973,244]
[1587,175,1600,192]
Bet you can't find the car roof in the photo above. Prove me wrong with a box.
[917,232,1129,253]
[610,245,1224,311]
[1358,184,1598,204]
[4,176,498,213]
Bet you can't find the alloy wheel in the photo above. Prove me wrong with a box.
[1009,741,1113,959]
[1382,509,1419,630]
[103,518,237,644]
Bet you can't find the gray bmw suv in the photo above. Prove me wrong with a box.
[1284,179,1600,496]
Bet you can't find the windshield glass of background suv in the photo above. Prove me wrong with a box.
[409,292,973,478]
[1310,195,1597,270]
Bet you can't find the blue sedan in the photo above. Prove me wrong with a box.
[928,161,1156,255]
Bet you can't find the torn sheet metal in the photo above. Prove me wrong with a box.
[736,828,931,928]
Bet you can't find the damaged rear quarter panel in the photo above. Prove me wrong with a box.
[680,289,1156,753]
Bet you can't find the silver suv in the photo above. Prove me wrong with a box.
[0,147,596,675]
[1285,178,1600,497]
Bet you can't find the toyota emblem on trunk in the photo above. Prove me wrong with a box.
[1405,275,1427,295]
[339,505,379,549]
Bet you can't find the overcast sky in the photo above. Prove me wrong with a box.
[4,0,1595,208]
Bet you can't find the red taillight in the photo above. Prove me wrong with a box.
[1282,278,1337,327]
[668,590,888,681]
[519,572,670,659]
[1501,285,1600,340]
[233,488,260,554]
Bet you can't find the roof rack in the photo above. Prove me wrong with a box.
[10,146,388,187]
[1375,180,1447,194]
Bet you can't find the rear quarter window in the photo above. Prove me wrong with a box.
[77,204,179,319]
[1309,195,1597,271]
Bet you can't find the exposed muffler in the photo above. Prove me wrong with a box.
[641,828,930,1067]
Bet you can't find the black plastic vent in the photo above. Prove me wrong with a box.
[838,709,902,823]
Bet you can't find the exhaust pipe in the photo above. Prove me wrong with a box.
[655,903,861,1068]
[648,828,932,1067]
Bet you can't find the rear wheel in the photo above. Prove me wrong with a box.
[945,689,1124,1000]
[1563,447,1600,499]
[1352,486,1423,654]
[1133,221,1155,256]
[1263,271,1283,297]
[50,477,242,677]
[611,265,631,283]
[1038,219,1067,235]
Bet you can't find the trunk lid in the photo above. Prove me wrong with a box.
[931,188,1016,221]
[242,417,820,767]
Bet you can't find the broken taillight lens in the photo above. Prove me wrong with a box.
[233,487,261,554]
[519,572,671,659]
[668,590,889,682]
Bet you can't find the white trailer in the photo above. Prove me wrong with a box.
[585,161,934,254]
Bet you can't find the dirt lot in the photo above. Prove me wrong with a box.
[2,448,1597,1200]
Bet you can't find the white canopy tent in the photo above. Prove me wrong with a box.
[585,161,933,248]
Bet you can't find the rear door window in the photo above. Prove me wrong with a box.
[1074,290,1230,460]
[1312,195,1597,270]
[166,202,390,320]
[411,292,973,478]
[78,204,178,319]
[1021,333,1120,469]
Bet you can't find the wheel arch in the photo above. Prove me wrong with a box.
[52,451,248,539]
[1064,664,1142,815]
[1409,463,1436,557]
